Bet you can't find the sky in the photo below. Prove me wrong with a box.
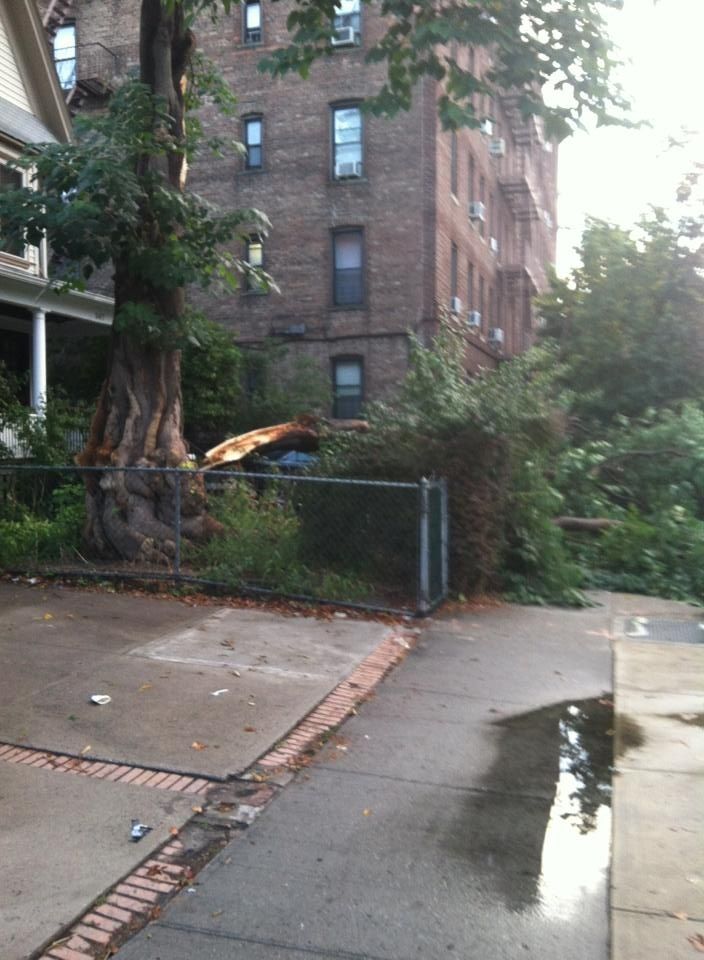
[555,0,703,275]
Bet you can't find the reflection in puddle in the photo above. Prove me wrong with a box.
[538,703,612,916]
[453,698,613,917]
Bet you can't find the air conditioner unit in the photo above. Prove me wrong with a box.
[468,201,486,222]
[479,118,494,136]
[488,327,504,347]
[467,310,481,328]
[488,138,506,158]
[331,26,357,46]
[450,296,462,314]
[489,236,500,255]
[334,160,363,179]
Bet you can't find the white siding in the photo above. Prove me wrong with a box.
[0,10,31,113]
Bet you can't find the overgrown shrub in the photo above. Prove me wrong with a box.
[318,324,583,604]
[190,480,370,600]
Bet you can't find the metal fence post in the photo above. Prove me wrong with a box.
[440,478,449,600]
[418,477,430,615]
[173,469,181,578]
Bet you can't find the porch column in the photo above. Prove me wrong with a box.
[31,308,47,412]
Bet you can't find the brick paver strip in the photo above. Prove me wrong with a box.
[115,882,160,904]
[108,892,152,914]
[95,902,133,924]
[46,946,91,960]
[74,922,111,944]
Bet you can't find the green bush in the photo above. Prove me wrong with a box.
[0,481,85,568]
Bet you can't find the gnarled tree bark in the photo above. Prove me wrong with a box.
[77,1,214,564]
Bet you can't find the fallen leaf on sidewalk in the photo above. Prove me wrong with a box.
[363,808,372,816]
[138,683,153,693]
[687,933,704,952]
[671,912,689,921]
[169,827,180,837]
[231,670,241,677]
[80,744,92,756]
[43,613,54,620]
[192,805,204,813]
[244,725,257,733]
[211,910,223,918]
[191,741,207,750]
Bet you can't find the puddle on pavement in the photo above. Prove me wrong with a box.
[451,697,614,917]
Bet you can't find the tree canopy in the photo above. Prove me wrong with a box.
[538,212,704,431]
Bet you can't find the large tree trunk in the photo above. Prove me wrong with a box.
[77,0,209,563]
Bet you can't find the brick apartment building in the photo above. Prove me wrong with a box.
[39,0,557,419]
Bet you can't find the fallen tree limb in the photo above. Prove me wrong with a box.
[203,416,368,468]
[553,516,622,533]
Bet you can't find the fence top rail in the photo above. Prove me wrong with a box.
[0,463,432,490]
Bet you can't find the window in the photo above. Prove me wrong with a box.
[243,0,262,44]
[245,234,265,292]
[467,262,474,310]
[450,243,458,301]
[243,116,263,169]
[332,105,363,179]
[333,0,361,43]
[332,357,363,418]
[479,174,486,236]
[479,275,485,318]
[53,23,76,90]
[0,165,24,258]
[450,130,458,196]
[333,229,363,305]
[468,152,475,202]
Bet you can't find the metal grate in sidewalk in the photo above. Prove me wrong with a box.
[624,617,704,645]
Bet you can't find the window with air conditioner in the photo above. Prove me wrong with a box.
[243,0,262,44]
[332,356,364,418]
[332,105,363,179]
[243,116,263,169]
[333,0,361,45]
[333,229,363,305]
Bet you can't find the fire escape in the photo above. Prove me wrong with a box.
[42,0,120,109]
[496,95,556,348]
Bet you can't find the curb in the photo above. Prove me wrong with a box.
[32,625,416,959]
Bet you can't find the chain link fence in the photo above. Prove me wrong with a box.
[0,464,448,615]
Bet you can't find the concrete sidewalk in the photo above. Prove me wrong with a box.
[2,585,702,960]
[115,592,704,960]
[117,598,617,960]
[609,595,704,960]
[0,580,399,959]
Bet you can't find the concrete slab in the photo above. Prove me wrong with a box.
[0,581,207,654]
[611,911,704,960]
[407,604,612,707]
[614,639,704,696]
[0,760,194,960]
[313,691,573,798]
[118,924,361,960]
[0,587,389,777]
[612,769,704,916]
[614,691,704,774]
